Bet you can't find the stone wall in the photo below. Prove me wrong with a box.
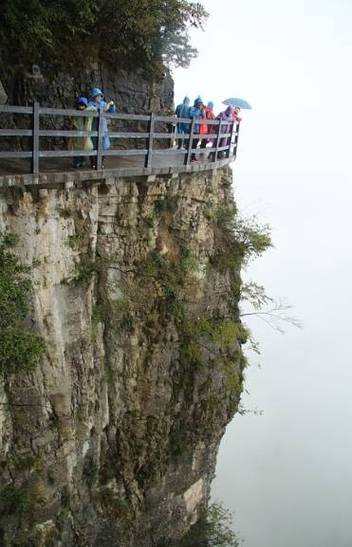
[0,166,244,546]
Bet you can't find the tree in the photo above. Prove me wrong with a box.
[240,282,302,334]
[0,0,208,77]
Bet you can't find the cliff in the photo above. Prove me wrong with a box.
[0,64,174,114]
[0,166,245,546]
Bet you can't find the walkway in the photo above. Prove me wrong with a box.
[0,104,240,186]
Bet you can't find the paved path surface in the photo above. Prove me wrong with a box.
[0,147,234,187]
[0,148,224,176]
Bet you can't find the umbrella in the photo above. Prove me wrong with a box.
[222,97,252,109]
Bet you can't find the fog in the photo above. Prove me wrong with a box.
[175,0,352,545]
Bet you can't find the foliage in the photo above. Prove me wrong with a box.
[241,281,272,310]
[0,0,208,76]
[0,233,45,376]
[180,502,242,546]
[213,205,272,267]
[240,282,301,334]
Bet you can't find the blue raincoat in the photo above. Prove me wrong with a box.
[189,98,204,134]
[175,97,190,134]
[88,98,117,150]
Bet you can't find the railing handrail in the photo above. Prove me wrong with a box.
[0,105,226,124]
[0,103,240,177]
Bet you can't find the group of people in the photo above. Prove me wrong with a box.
[70,88,242,169]
[175,96,241,161]
[70,87,116,169]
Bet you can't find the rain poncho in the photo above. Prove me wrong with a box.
[232,107,242,123]
[189,98,204,134]
[69,105,96,152]
[217,106,234,132]
[200,102,215,136]
[175,97,191,134]
[217,106,234,149]
[88,98,117,150]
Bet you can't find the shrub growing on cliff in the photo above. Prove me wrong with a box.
[213,205,272,268]
[180,502,241,546]
[0,233,45,376]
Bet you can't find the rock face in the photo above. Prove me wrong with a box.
[0,166,244,546]
[0,63,174,113]
[0,80,7,105]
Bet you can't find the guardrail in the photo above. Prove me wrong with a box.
[0,104,240,175]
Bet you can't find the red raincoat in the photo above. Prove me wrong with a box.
[200,107,215,135]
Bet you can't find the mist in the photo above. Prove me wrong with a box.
[175,0,352,545]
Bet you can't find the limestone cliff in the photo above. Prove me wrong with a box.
[0,64,174,114]
[0,166,245,546]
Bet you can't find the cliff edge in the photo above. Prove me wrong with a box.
[0,167,245,546]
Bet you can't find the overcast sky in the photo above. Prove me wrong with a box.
[175,1,352,546]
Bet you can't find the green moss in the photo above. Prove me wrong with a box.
[153,195,178,215]
[65,211,91,251]
[66,233,83,250]
[57,207,72,219]
[0,484,29,516]
[83,459,98,488]
[0,233,45,376]
[195,318,247,349]
[73,255,96,284]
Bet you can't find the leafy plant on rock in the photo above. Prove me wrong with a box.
[180,502,242,546]
[0,232,45,376]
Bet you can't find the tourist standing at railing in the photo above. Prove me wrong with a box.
[175,96,191,150]
[232,106,242,123]
[70,97,96,169]
[200,101,216,152]
[216,105,234,159]
[189,96,205,161]
[88,87,117,169]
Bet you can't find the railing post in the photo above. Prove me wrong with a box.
[97,109,104,170]
[185,118,195,165]
[213,118,222,162]
[32,102,40,175]
[168,119,175,149]
[145,112,155,168]
[227,121,235,158]
[233,122,240,158]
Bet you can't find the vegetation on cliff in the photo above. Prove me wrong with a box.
[181,502,241,546]
[0,233,45,376]
[0,0,208,76]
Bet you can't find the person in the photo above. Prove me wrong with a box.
[70,97,96,169]
[216,105,234,159]
[232,106,242,123]
[175,96,191,149]
[200,101,216,151]
[88,87,117,169]
[188,96,205,161]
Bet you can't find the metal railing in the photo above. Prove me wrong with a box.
[0,104,240,175]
